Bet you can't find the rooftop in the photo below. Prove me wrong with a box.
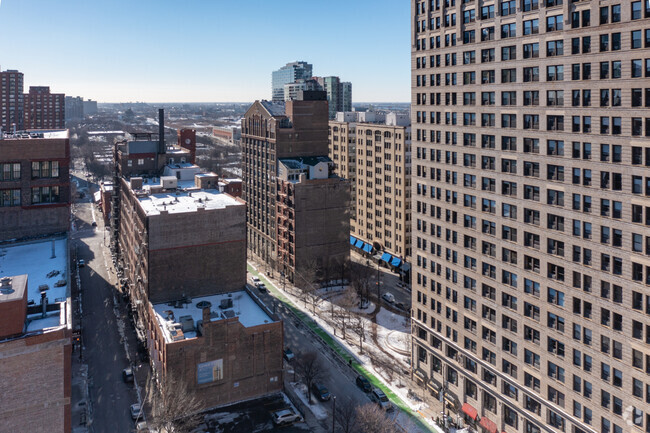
[152,291,274,343]
[137,188,242,216]
[0,130,69,140]
[0,237,68,306]
[260,100,286,117]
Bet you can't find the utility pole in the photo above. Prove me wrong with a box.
[376,261,381,304]
[332,396,336,433]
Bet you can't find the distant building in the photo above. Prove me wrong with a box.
[0,236,72,432]
[242,91,351,282]
[315,76,352,119]
[0,68,24,132]
[24,86,65,130]
[64,96,84,122]
[82,99,97,116]
[329,112,412,270]
[0,130,71,241]
[271,61,313,102]
[212,125,241,145]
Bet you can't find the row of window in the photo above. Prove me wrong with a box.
[0,186,60,206]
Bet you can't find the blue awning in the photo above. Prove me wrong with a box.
[362,243,372,253]
[391,257,402,267]
[350,235,357,246]
[381,252,393,263]
[354,239,364,248]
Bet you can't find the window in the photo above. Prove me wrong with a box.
[547,65,564,81]
[523,67,539,82]
[546,15,563,32]
[31,186,60,204]
[523,19,539,35]
[501,23,516,39]
[501,0,516,16]
[547,40,563,56]
[0,189,21,207]
[523,43,539,59]
[0,163,21,181]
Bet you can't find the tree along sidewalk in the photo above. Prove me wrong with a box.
[247,264,433,433]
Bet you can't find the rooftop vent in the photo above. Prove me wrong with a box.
[196,300,212,310]
[0,277,13,295]
[220,298,233,309]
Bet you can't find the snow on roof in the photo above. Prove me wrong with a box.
[138,189,242,216]
[152,291,274,343]
[260,100,286,117]
[0,237,68,306]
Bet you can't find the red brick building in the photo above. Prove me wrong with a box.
[24,86,65,130]
[0,130,71,241]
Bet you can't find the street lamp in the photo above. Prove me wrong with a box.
[332,396,336,433]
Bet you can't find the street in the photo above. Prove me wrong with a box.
[71,171,143,433]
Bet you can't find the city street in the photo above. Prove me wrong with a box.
[71,172,143,433]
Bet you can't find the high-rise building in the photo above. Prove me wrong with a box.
[271,61,313,102]
[316,76,352,119]
[411,2,650,433]
[242,91,351,282]
[64,96,84,122]
[0,68,24,132]
[24,86,65,130]
[329,112,412,263]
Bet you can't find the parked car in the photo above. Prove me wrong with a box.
[130,403,142,420]
[271,408,302,425]
[251,276,261,285]
[135,421,149,432]
[122,367,134,383]
[395,302,406,310]
[370,388,392,411]
[356,375,372,393]
[283,347,295,362]
[381,292,395,303]
[78,259,85,268]
[256,282,267,292]
[312,382,331,401]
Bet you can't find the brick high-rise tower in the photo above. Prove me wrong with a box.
[0,68,24,132]
[24,86,65,130]
[411,1,650,433]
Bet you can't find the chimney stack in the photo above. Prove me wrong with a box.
[40,292,47,318]
[158,108,166,154]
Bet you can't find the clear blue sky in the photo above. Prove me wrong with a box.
[0,0,410,103]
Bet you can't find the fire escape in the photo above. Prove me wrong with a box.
[276,182,295,278]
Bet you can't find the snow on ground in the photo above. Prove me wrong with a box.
[288,382,329,420]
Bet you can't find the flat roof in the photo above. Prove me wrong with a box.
[152,291,274,343]
[1,130,69,140]
[138,189,242,216]
[0,237,68,305]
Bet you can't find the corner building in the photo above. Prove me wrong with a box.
[411,2,650,433]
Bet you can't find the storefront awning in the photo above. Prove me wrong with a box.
[350,235,357,246]
[426,379,440,393]
[480,417,498,433]
[354,239,364,248]
[414,369,427,381]
[390,256,402,267]
[461,403,478,421]
[381,252,393,263]
[362,243,373,253]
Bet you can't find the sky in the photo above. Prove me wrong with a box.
[0,0,410,103]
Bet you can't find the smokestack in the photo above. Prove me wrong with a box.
[158,108,166,154]
[41,292,48,318]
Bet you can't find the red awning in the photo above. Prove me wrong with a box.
[480,417,498,433]
[461,403,478,420]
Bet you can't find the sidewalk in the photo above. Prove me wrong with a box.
[71,355,91,433]
[248,260,435,433]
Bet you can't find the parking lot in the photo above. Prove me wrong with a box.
[198,394,311,433]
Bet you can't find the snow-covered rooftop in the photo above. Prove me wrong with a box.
[138,189,242,216]
[152,291,274,343]
[0,237,68,306]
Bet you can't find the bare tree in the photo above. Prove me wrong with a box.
[335,399,359,433]
[146,372,203,433]
[350,310,369,354]
[332,286,357,340]
[355,404,399,433]
[295,351,324,404]
[296,260,322,313]
[349,261,373,307]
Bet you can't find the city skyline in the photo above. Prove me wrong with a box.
[0,0,410,103]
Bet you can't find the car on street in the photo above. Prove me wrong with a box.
[251,276,261,285]
[130,403,142,420]
[382,292,395,303]
[91,221,97,227]
[135,421,149,432]
[256,282,267,292]
[78,259,85,268]
[312,382,331,401]
[271,408,302,425]
[283,347,294,362]
[370,388,392,411]
[356,375,372,393]
[122,367,134,383]
[395,301,405,310]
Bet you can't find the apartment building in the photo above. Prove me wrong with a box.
[329,112,413,262]
[24,86,65,130]
[0,130,71,241]
[411,2,650,433]
[0,68,24,132]
[242,91,351,282]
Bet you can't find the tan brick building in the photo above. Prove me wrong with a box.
[242,91,351,281]
[329,113,412,263]
[411,1,650,433]
[24,86,65,130]
[0,130,71,241]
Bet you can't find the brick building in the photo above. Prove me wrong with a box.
[24,86,65,130]
[0,68,24,132]
[276,156,350,283]
[329,112,413,266]
[242,91,351,280]
[0,130,71,241]
[0,235,72,433]
[411,1,650,433]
